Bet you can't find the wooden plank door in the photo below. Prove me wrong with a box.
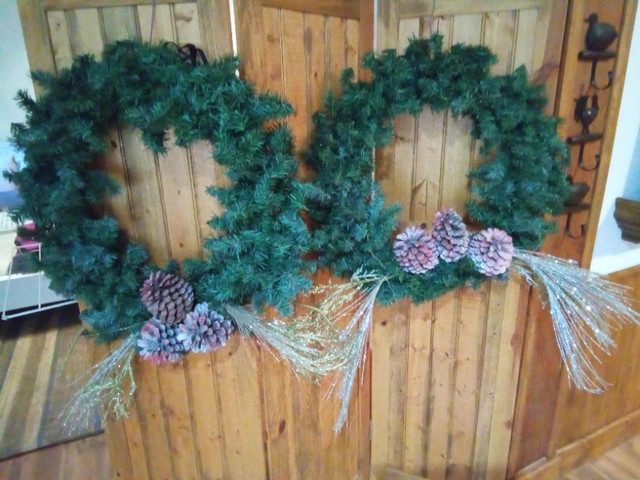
[18,0,371,479]
[371,2,567,480]
[17,3,248,479]
[232,2,374,479]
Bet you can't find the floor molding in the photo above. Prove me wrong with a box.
[515,408,640,479]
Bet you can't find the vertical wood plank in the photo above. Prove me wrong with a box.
[196,0,233,58]
[485,277,527,479]
[402,300,434,476]
[514,9,539,72]
[156,362,200,480]
[183,352,225,480]
[17,0,57,95]
[281,10,309,158]
[371,302,398,478]
[234,0,267,90]
[415,107,445,222]
[174,2,202,45]
[482,10,517,75]
[130,359,173,480]
[100,5,139,42]
[66,8,104,58]
[426,290,459,480]
[326,16,347,93]
[305,13,328,133]
[156,133,201,263]
[215,339,268,479]
[95,341,139,480]
[119,130,171,265]
[346,18,360,78]
[47,10,73,72]
[447,285,487,480]
[138,3,175,44]
[189,140,224,243]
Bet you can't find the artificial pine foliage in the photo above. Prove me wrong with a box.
[6,36,569,343]
[7,41,314,340]
[306,34,569,305]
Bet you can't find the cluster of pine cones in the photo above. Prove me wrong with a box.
[393,208,514,277]
[137,271,234,364]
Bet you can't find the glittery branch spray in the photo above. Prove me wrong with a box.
[512,249,640,392]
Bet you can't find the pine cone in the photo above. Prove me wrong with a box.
[432,208,469,263]
[140,271,194,325]
[138,318,186,364]
[468,228,514,276]
[177,303,235,353]
[393,225,439,274]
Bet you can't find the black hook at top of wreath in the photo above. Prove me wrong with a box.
[167,42,208,65]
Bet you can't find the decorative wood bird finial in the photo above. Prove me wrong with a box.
[575,94,599,133]
[585,13,618,51]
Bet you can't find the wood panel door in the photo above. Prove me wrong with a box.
[370,2,567,480]
[18,1,371,479]
[232,2,375,479]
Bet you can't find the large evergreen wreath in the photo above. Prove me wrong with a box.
[7,36,569,343]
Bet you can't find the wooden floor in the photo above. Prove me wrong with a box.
[0,304,102,460]
[0,433,111,480]
[563,434,640,480]
[0,431,639,479]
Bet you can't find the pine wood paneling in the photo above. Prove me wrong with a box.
[373,2,564,479]
[20,1,373,479]
[234,2,373,478]
[509,1,639,476]
[19,2,239,479]
[20,1,640,480]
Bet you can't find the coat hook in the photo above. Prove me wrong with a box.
[578,151,601,171]
[563,203,590,239]
[565,216,586,239]
[588,60,613,90]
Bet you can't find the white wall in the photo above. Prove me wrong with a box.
[0,0,34,142]
[0,0,34,192]
[591,8,640,274]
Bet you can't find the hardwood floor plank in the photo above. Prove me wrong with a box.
[561,433,640,480]
[22,313,60,450]
[0,434,110,480]
[0,305,102,461]
[0,316,42,458]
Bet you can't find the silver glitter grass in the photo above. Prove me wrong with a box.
[62,333,138,433]
[327,275,384,432]
[512,249,640,392]
[226,271,387,431]
[225,303,340,378]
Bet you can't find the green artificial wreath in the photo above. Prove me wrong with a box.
[306,35,569,305]
[7,35,569,344]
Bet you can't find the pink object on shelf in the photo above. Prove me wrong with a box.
[15,222,40,252]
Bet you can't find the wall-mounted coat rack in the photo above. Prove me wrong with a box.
[561,13,619,240]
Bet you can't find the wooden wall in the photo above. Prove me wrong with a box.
[20,1,372,479]
[508,1,640,477]
[370,2,565,479]
[15,0,640,479]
